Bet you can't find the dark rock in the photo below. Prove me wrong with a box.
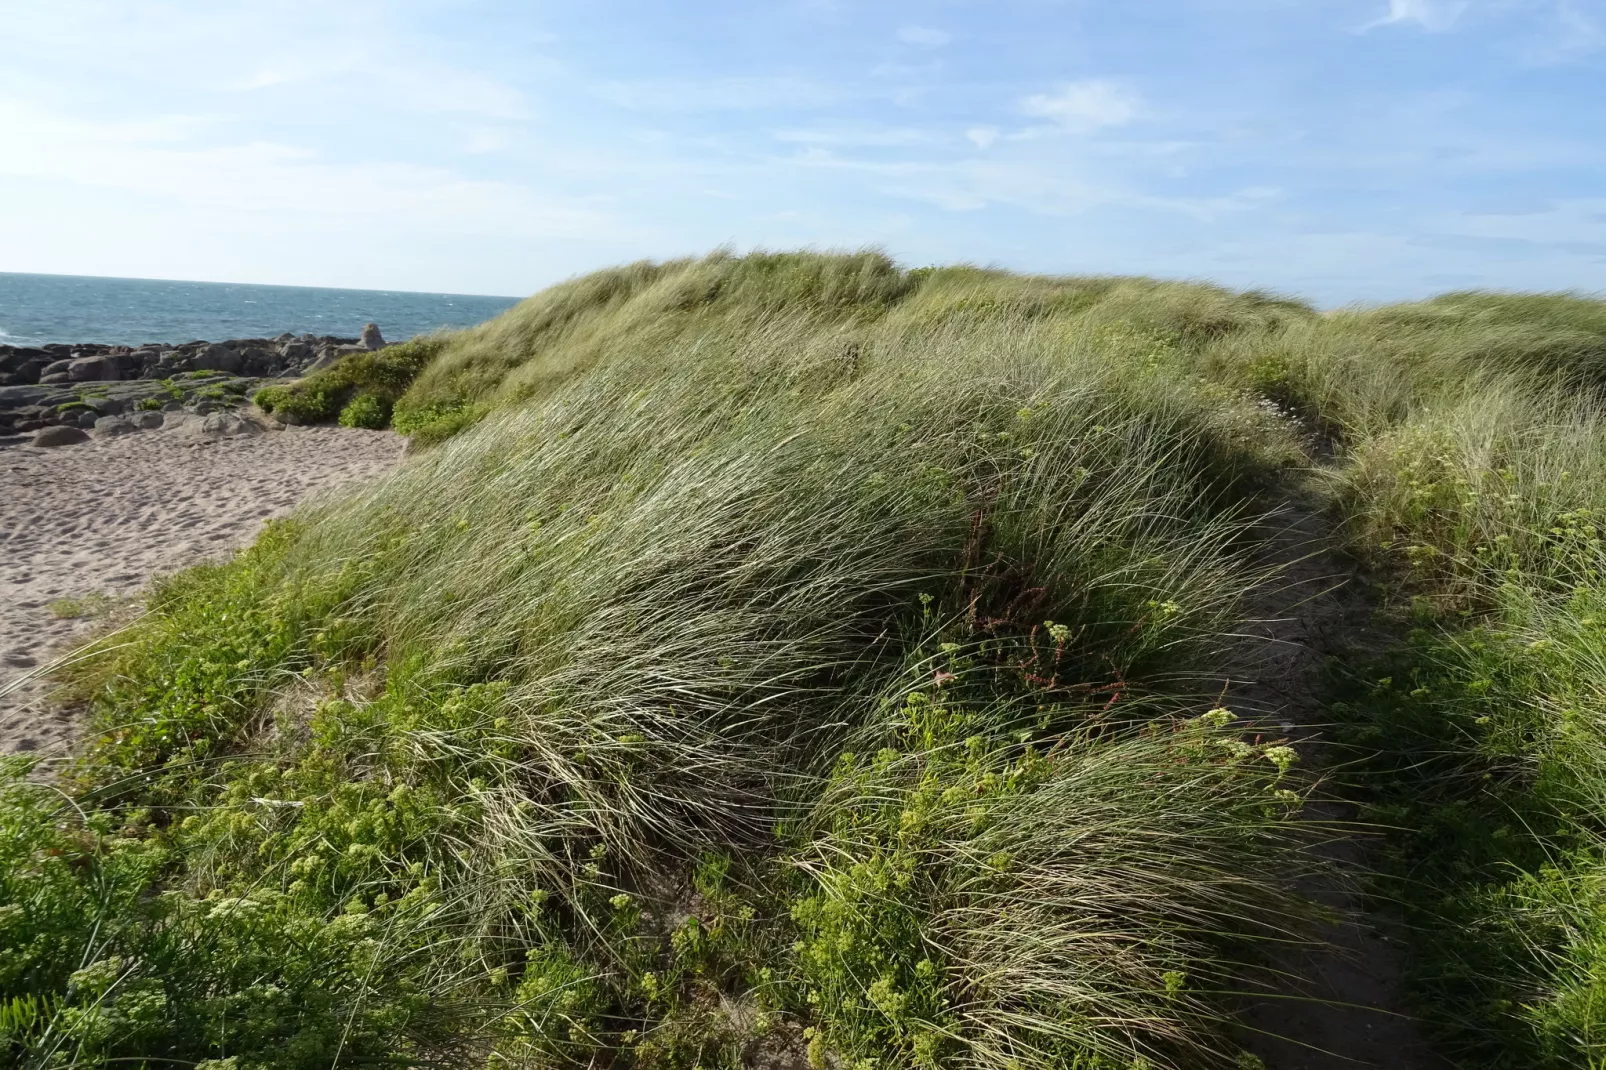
[92,415,137,438]
[68,355,120,381]
[40,359,72,378]
[0,385,53,409]
[303,350,340,375]
[76,411,100,428]
[32,425,88,447]
[237,346,275,375]
[200,412,260,438]
[86,396,129,416]
[133,410,166,430]
[38,373,71,385]
[193,344,242,374]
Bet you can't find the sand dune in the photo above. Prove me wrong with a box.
[0,425,405,757]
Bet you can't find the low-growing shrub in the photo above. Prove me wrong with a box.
[337,392,389,429]
[254,336,450,429]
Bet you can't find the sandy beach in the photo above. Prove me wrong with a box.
[0,425,405,757]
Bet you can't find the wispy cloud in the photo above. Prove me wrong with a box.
[774,126,945,148]
[897,25,952,48]
[596,76,844,112]
[1019,81,1140,133]
[966,126,1001,149]
[1523,0,1606,61]
[1363,0,1470,32]
[0,98,624,241]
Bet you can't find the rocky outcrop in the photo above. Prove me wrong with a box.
[0,329,391,389]
[0,327,396,443]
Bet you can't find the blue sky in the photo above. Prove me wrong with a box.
[2,1,1603,305]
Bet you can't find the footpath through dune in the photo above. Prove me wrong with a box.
[1233,488,1447,1069]
[0,425,405,758]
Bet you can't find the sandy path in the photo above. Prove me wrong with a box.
[1233,494,1446,1069]
[0,425,405,757]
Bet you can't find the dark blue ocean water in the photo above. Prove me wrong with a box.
[0,272,523,346]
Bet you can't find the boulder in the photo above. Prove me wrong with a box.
[38,373,71,386]
[132,410,166,430]
[86,396,128,416]
[303,350,341,375]
[202,412,260,437]
[76,411,100,428]
[360,323,385,350]
[40,359,72,378]
[92,415,138,438]
[192,344,242,374]
[32,425,88,447]
[237,346,275,375]
[166,410,263,440]
[68,355,120,382]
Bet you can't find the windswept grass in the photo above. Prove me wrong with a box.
[10,248,1606,1069]
[1,254,1318,1070]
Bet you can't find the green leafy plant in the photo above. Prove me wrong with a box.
[337,392,389,429]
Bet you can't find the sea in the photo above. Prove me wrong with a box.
[0,272,524,346]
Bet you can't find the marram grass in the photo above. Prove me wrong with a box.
[11,249,1606,1068]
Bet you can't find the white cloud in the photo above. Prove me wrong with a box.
[1019,81,1140,133]
[1363,0,1470,32]
[0,98,624,241]
[897,25,952,48]
[966,126,1001,149]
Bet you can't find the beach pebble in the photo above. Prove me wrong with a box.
[31,425,89,447]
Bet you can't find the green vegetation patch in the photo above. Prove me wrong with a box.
[255,336,447,430]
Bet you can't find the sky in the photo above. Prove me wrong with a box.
[1,0,1604,306]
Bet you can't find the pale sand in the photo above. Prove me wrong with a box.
[0,426,405,757]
